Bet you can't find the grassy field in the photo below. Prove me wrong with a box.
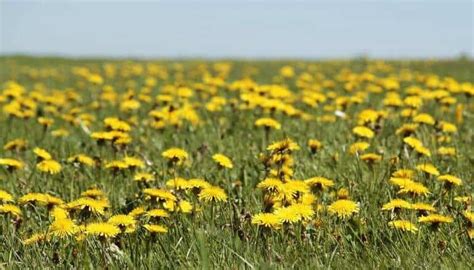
[0,56,473,269]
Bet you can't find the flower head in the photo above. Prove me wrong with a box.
[327,199,359,218]
[198,186,228,202]
[212,153,233,169]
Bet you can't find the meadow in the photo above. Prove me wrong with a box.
[0,56,473,269]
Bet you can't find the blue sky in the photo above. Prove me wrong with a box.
[1,1,472,59]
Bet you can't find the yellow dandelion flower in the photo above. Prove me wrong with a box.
[251,213,282,229]
[143,224,168,234]
[134,172,155,182]
[0,189,14,202]
[395,123,418,136]
[37,159,62,174]
[162,147,188,164]
[66,197,109,215]
[398,182,430,196]
[437,147,456,156]
[85,222,120,238]
[308,139,322,153]
[305,177,335,190]
[104,117,131,132]
[51,129,69,138]
[108,214,136,233]
[81,188,106,198]
[50,206,69,220]
[352,126,375,139]
[49,218,78,238]
[327,199,359,218]
[187,178,212,189]
[389,177,416,188]
[392,169,415,179]
[143,188,177,202]
[437,174,462,186]
[267,138,300,152]
[413,113,435,125]
[33,147,52,160]
[177,200,193,213]
[274,206,302,223]
[146,209,170,218]
[411,203,436,212]
[128,206,146,217]
[388,220,418,233]
[381,199,412,210]
[360,153,382,163]
[418,214,453,224]
[349,142,370,155]
[463,211,474,223]
[257,178,284,192]
[165,177,190,190]
[416,163,440,176]
[212,153,233,169]
[0,203,22,217]
[3,139,27,151]
[198,186,228,202]
[403,137,423,149]
[123,156,145,169]
[67,154,95,166]
[0,158,25,170]
[255,117,281,130]
[438,121,457,133]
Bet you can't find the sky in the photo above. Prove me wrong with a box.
[0,0,473,59]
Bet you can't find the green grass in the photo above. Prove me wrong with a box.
[0,56,473,269]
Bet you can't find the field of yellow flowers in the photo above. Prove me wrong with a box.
[0,56,473,268]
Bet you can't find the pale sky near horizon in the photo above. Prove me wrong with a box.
[1,0,473,59]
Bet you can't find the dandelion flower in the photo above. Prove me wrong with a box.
[305,177,334,190]
[381,199,412,211]
[411,203,436,212]
[143,224,168,234]
[349,142,370,155]
[352,126,374,139]
[416,163,440,176]
[134,172,154,183]
[67,154,95,166]
[108,214,136,233]
[388,220,418,233]
[37,159,62,174]
[143,188,177,202]
[0,203,22,217]
[398,182,430,196]
[212,153,233,169]
[33,147,52,160]
[162,147,188,164]
[328,199,359,218]
[198,186,228,202]
[0,189,14,202]
[413,113,435,125]
[257,178,284,192]
[255,117,281,130]
[0,158,25,170]
[437,174,462,186]
[50,218,78,238]
[308,139,322,153]
[267,138,300,153]
[146,209,170,218]
[418,214,453,224]
[85,222,120,238]
[251,213,282,229]
[3,139,27,151]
